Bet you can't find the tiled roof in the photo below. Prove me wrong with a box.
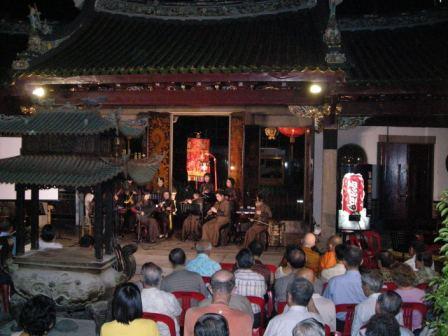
[0,110,116,136]
[342,22,448,84]
[0,155,123,187]
[27,10,329,76]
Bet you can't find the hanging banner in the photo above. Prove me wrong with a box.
[186,138,210,182]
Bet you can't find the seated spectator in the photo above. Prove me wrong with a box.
[302,233,320,274]
[296,268,336,332]
[194,313,229,336]
[292,318,326,336]
[161,248,208,297]
[39,225,63,250]
[320,234,342,271]
[248,240,272,286]
[374,291,413,336]
[234,248,266,326]
[323,246,366,331]
[186,241,221,277]
[320,244,347,283]
[365,314,400,336]
[415,251,437,285]
[274,245,306,303]
[12,295,56,336]
[184,270,252,336]
[275,244,299,279]
[140,262,182,336]
[79,234,94,248]
[101,283,159,336]
[392,263,425,331]
[351,270,386,336]
[377,251,397,283]
[405,241,429,272]
[265,277,323,336]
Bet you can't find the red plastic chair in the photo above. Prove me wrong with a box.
[172,291,205,327]
[416,283,429,291]
[381,282,398,292]
[277,301,287,314]
[402,302,428,331]
[335,304,357,336]
[143,312,176,336]
[362,231,382,255]
[0,284,10,314]
[247,296,266,336]
[220,262,235,272]
[324,324,331,336]
[202,276,211,284]
[265,264,277,274]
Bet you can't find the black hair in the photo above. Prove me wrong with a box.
[226,178,235,187]
[286,246,306,269]
[344,246,363,267]
[194,313,229,336]
[169,248,186,266]
[79,235,94,248]
[112,283,143,324]
[377,291,402,316]
[204,173,211,178]
[256,193,264,202]
[365,314,400,336]
[410,240,427,254]
[236,248,254,269]
[416,251,433,268]
[215,189,225,197]
[335,244,347,261]
[377,250,396,268]
[40,225,56,243]
[248,240,264,257]
[158,177,165,182]
[19,295,56,336]
[287,277,314,306]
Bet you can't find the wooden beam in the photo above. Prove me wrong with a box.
[15,184,25,256]
[94,184,103,260]
[30,187,39,250]
[340,100,448,117]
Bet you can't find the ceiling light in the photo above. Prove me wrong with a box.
[309,83,322,95]
[32,87,46,98]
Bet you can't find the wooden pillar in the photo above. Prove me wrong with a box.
[94,184,103,260]
[30,186,40,250]
[15,184,26,256]
[229,113,245,198]
[104,182,114,255]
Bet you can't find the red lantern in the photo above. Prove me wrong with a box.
[277,127,306,143]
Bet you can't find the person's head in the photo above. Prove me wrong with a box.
[0,220,10,233]
[303,233,316,248]
[361,270,384,297]
[365,314,400,336]
[141,262,163,288]
[112,283,143,324]
[236,248,254,269]
[225,178,235,188]
[248,240,264,258]
[255,193,265,206]
[415,251,433,270]
[210,270,235,303]
[18,295,56,336]
[409,240,427,257]
[327,234,342,251]
[292,318,325,336]
[215,190,224,202]
[194,313,229,336]
[296,267,316,284]
[169,248,186,267]
[163,191,170,200]
[285,245,306,270]
[376,291,402,316]
[343,246,363,269]
[204,173,211,183]
[377,250,396,269]
[195,241,212,256]
[335,244,347,262]
[79,234,94,248]
[287,276,314,307]
[157,177,165,187]
[391,263,416,288]
[193,191,200,200]
[40,224,56,243]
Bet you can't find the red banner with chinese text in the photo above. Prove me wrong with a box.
[187,138,210,181]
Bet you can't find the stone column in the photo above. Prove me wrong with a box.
[320,128,338,244]
[30,186,40,250]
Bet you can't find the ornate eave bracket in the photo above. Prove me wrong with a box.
[289,104,342,132]
[324,0,346,65]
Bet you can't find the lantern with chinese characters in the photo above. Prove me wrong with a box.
[277,127,306,143]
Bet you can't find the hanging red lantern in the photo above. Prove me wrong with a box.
[277,127,306,143]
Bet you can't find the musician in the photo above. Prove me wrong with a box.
[135,194,159,243]
[201,190,230,247]
[154,177,168,194]
[155,191,176,239]
[199,173,214,195]
[181,191,203,241]
[114,180,138,232]
[243,194,272,248]
[224,178,239,203]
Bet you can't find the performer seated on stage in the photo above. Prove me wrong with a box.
[135,194,159,243]
[224,177,239,222]
[243,194,272,248]
[199,173,214,195]
[154,177,168,195]
[155,191,176,239]
[181,191,203,241]
[114,180,138,233]
[201,190,230,247]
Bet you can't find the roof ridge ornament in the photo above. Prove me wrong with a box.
[324,0,346,65]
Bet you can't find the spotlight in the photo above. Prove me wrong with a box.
[32,87,46,98]
[309,83,322,95]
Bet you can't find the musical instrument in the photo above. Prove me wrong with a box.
[177,202,202,216]
[147,193,162,203]
[236,207,256,216]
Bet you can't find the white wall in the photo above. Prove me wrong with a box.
[0,137,58,200]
